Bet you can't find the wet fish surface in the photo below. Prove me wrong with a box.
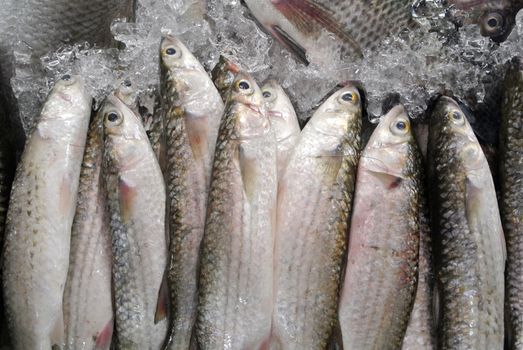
[195,72,277,350]
[243,0,416,64]
[427,96,505,349]
[62,106,113,350]
[271,84,362,350]
[261,79,301,178]
[500,59,523,349]
[159,34,224,350]
[338,105,420,350]
[102,93,168,349]
[211,55,240,101]
[1,75,91,350]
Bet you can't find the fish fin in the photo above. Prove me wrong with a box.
[270,25,309,64]
[327,319,343,350]
[238,144,258,201]
[368,170,403,190]
[50,314,65,348]
[189,327,200,350]
[272,0,363,57]
[94,319,114,350]
[118,179,137,222]
[315,155,342,184]
[186,115,210,161]
[154,273,169,323]
[257,334,271,350]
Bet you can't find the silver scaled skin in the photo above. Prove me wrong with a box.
[195,72,277,350]
[1,75,91,350]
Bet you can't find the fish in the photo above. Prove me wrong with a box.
[338,105,421,350]
[500,58,523,349]
[243,0,417,64]
[211,55,241,101]
[271,84,362,350]
[62,101,113,349]
[159,34,224,350]
[195,71,277,350]
[1,74,91,350]
[427,96,505,349]
[261,79,301,178]
[102,93,168,349]
[449,0,523,42]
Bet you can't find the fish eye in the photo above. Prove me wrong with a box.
[62,74,71,81]
[123,79,132,87]
[481,12,504,36]
[163,45,181,59]
[390,118,410,135]
[239,81,250,90]
[59,74,76,86]
[235,79,254,95]
[262,89,276,102]
[338,91,358,105]
[104,110,123,127]
[448,110,465,125]
[263,91,271,98]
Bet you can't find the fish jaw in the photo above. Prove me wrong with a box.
[1,77,91,349]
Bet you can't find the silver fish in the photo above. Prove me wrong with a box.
[102,93,168,349]
[261,79,300,178]
[159,34,224,350]
[1,75,91,350]
[271,84,362,350]
[195,71,277,350]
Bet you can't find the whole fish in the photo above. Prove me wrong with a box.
[271,84,362,350]
[261,79,300,177]
[159,34,224,350]
[449,0,523,42]
[1,75,91,350]
[243,0,417,64]
[211,55,240,101]
[338,105,420,350]
[102,94,168,349]
[427,96,505,349]
[62,105,113,349]
[195,71,277,350]
[500,59,523,349]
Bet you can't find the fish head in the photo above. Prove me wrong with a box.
[228,71,270,139]
[449,0,521,42]
[308,84,362,138]
[101,94,146,169]
[49,74,91,113]
[114,79,137,108]
[212,55,240,99]
[429,96,485,171]
[262,79,300,142]
[360,105,414,179]
[160,34,203,72]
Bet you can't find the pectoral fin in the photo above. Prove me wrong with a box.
[95,319,114,350]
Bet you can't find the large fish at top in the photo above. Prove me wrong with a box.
[243,0,417,64]
[1,75,91,350]
[449,0,523,42]
[427,96,505,349]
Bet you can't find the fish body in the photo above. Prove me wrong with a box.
[62,106,113,350]
[195,72,277,350]
[243,0,416,64]
[159,35,224,350]
[102,94,168,349]
[500,59,523,349]
[449,0,523,42]
[427,96,505,349]
[338,105,420,350]
[1,75,91,350]
[261,79,300,178]
[271,85,361,350]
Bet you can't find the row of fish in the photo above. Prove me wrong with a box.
[0,34,521,350]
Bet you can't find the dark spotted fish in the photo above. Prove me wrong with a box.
[427,96,505,349]
[500,58,523,349]
[338,105,420,350]
[159,34,224,350]
[195,72,277,350]
[272,84,361,350]
[1,75,91,350]
[243,0,417,64]
[449,0,523,42]
[211,55,240,101]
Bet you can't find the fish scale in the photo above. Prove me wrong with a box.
[271,84,361,350]
[427,96,505,349]
[500,59,523,349]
